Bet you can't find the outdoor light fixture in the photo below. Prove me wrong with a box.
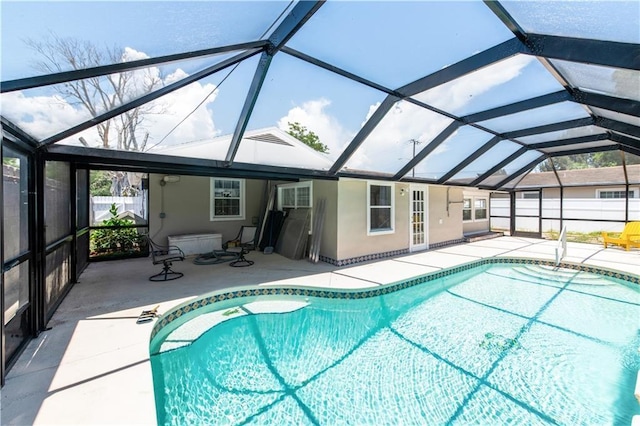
[162,175,180,183]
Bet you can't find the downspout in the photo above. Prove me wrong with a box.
[446,187,464,217]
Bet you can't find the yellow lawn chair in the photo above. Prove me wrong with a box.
[602,222,640,251]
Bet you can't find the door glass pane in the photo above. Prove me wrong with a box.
[4,261,29,325]
[3,146,30,260]
[45,161,71,244]
[77,169,89,229]
[412,190,425,245]
[4,279,30,361]
[45,244,71,317]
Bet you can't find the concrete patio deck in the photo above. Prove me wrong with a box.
[2,236,639,425]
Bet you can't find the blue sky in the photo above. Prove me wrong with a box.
[1,1,637,175]
[1,1,287,79]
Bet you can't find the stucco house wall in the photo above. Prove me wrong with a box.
[312,180,339,261]
[148,174,266,245]
[428,186,464,245]
[334,179,409,261]
[147,172,474,264]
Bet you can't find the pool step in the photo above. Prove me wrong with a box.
[464,231,504,243]
[497,265,612,287]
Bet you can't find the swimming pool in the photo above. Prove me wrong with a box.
[149,259,640,425]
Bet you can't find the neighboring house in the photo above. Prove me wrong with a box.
[516,164,640,199]
[493,165,640,234]
[148,128,478,265]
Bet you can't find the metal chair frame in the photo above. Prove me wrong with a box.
[147,237,185,281]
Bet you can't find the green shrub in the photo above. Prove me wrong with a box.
[90,203,144,257]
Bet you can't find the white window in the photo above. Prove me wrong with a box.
[367,182,394,235]
[277,181,312,209]
[474,198,488,220]
[597,188,638,199]
[463,198,472,222]
[463,196,488,222]
[210,178,245,221]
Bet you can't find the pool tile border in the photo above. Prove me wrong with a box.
[319,249,409,266]
[149,257,639,342]
[319,238,466,266]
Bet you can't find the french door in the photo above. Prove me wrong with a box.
[410,185,428,252]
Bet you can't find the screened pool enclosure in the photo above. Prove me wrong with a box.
[1,1,639,384]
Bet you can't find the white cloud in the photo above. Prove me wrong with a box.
[143,71,219,150]
[413,55,535,114]
[1,47,220,150]
[346,55,536,173]
[121,47,149,62]
[276,98,353,160]
[346,100,452,173]
[0,91,89,140]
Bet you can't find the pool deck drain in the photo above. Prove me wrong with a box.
[2,236,639,425]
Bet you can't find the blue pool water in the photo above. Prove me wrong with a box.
[150,263,640,425]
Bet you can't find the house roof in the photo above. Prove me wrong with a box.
[518,163,640,188]
[1,1,639,191]
[153,127,333,170]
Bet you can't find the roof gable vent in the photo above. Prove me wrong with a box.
[246,133,293,146]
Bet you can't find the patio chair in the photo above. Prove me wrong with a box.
[223,226,257,267]
[146,236,186,281]
[601,221,640,251]
[223,226,258,251]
